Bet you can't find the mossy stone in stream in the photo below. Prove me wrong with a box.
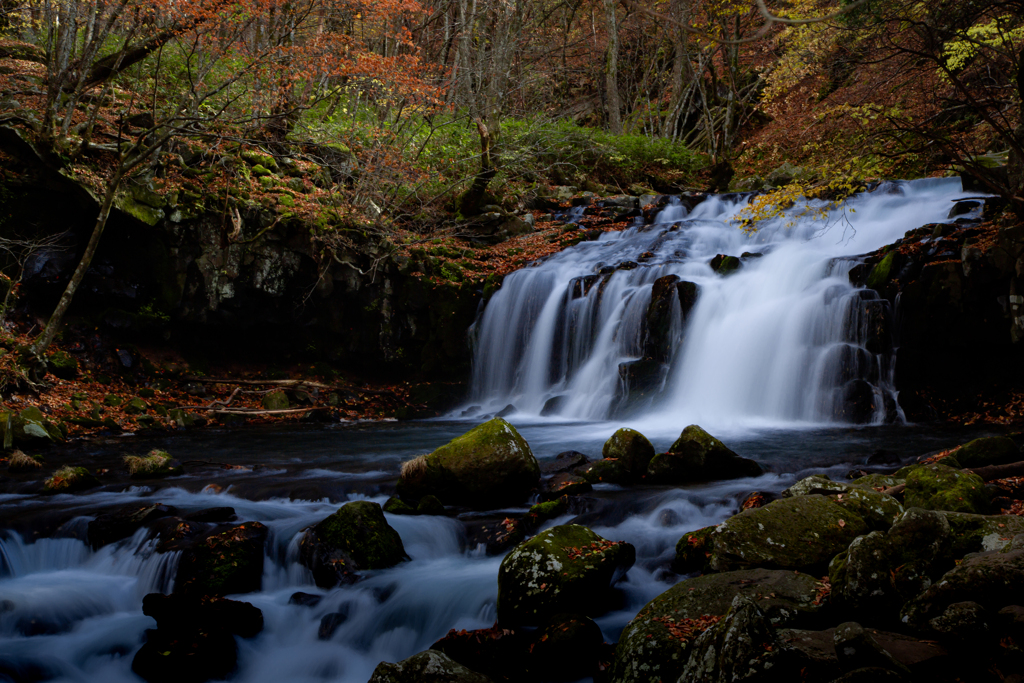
[369,650,494,683]
[175,521,269,596]
[299,501,407,588]
[602,428,655,477]
[43,465,100,493]
[904,463,989,513]
[647,425,762,483]
[673,524,717,574]
[576,458,630,485]
[951,436,1020,469]
[497,524,635,627]
[397,418,539,508]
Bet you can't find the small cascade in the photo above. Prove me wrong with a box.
[468,178,978,426]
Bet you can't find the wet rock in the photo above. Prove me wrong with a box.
[287,592,322,607]
[904,463,989,513]
[927,600,991,646]
[262,390,290,410]
[12,406,63,445]
[646,425,762,484]
[678,595,785,683]
[830,668,907,682]
[941,511,1024,556]
[776,628,841,681]
[610,569,822,683]
[673,525,716,574]
[184,507,237,524]
[540,395,566,416]
[540,472,591,500]
[124,449,183,478]
[528,613,604,681]
[417,495,445,515]
[710,495,867,573]
[87,503,178,549]
[783,475,856,498]
[575,458,630,485]
[617,360,669,407]
[948,200,981,218]
[43,465,100,493]
[318,611,348,640]
[383,496,416,515]
[951,436,1020,469]
[397,418,540,509]
[175,521,269,596]
[850,473,904,490]
[132,593,263,683]
[542,450,590,474]
[431,624,530,681]
[369,650,495,683]
[709,254,741,275]
[833,621,909,677]
[832,487,903,531]
[601,428,655,478]
[299,500,407,588]
[497,524,635,627]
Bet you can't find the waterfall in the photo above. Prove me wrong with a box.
[468,178,980,427]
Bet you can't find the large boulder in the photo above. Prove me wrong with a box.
[904,463,989,513]
[132,593,263,683]
[951,436,1020,469]
[709,495,868,573]
[646,425,762,483]
[497,524,635,627]
[678,595,785,683]
[609,569,823,683]
[673,525,717,574]
[369,650,494,683]
[941,510,1024,556]
[175,521,268,596]
[602,428,655,478]
[783,475,903,530]
[830,508,952,620]
[397,418,540,508]
[299,500,407,588]
[11,406,63,445]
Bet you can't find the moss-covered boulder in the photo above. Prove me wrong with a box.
[175,521,269,596]
[6,450,42,472]
[397,418,540,508]
[299,500,407,588]
[709,495,868,573]
[46,349,78,380]
[575,458,630,485]
[646,425,762,483]
[12,406,63,445]
[369,650,495,683]
[941,511,1024,556]
[904,463,989,513]
[383,496,416,515]
[850,473,904,491]
[602,428,655,477]
[951,436,1020,469]
[673,525,717,574]
[123,398,149,415]
[833,487,904,530]
[902,548,1024,628]
[497,524,635,627]
[262,390,290,410]
[678,595,786,683]
[783,475,856,497]
[43,466,100,493]
[124,449,182,478]
[830,508,952,620]
[609,569,823,683]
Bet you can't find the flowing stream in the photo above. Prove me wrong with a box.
[0,179,995,683]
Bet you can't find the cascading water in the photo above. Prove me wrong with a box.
[468,178,982,427]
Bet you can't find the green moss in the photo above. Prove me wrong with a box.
[46,350,78,379]
[941,511,1024,556]
[383,496,416,515]
[529,498,567,521]
[866,251,895,289]
[951,436,1020,469]
[262,390,289,410]
[577,458,629,485]
[904,464,989,513]
[602,428,655,476]
[103,394,123,407]
[123,398,148,415]
[312,500,406,569]
[44,466,99,493]
[673,525,716,574]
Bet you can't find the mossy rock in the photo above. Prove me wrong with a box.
[673,525,717,574]
[602,428,655,477]
[497,524,635,627]
[299,501,407,588]
[951,436,1020,469]
[46,350,78,380]
[167,408,196,427]
[369,650,494,683]
[576,458,630,485]
[115,193,164,226]
[609,569,822,683]
[262,390,290,410]
[833,487,903,531]
[850,473,904,491]
[44,466,100,493]
[176,522,269,596]
[710,495,868,573]
[904,463,989,513]
[416,495,445,515]
[783,475,855,497]
[124,449,182,478]
[866,251,895,289]
[12,407,63,444]
[711,255,741,275]
[383,496,416,515]
[104,394,124,407]
[647,425,762,483]
[123,398,149,415]
[240,150,278,170]
[397,418,540,509]
[0,411,13,450]
[940,511,1024,557]
[529,498,567,523]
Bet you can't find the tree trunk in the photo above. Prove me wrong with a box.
[457,118,495,216]
[603,0,622,134]
[31,172,122,357]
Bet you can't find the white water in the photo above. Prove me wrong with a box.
[468,178,980,429]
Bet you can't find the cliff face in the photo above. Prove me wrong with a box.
[2,160,481,382]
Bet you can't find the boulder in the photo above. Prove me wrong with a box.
[609,569,822,683]
[299,500,407,588]
[951,436,1020,469]
[175,521,269,596]
[318,611,348,640]
[124,449,183,478]
[540,472,591,500]
[709,495,868,573]
[850,473,904,491]
[6,450,42,472]
[941,510,1024,556]
[542,450,590,474]
[576,458,630,485]
[673,525,716,574]
[132,593,262,683]
[833,487,903,531]
[87,503,178,549]
[12,406,63,445]
[601,428,655,477]
[528,613,605,681]
[833,622,910,677]
[43,466,100,493]
[497,524,635,627]
[397,418,540,508]
[709,254,741,275]
[783,475,855,497]
[902,547,1024,627]
[431,624,530,681]
[830,508,952,619]
[262,390,290,410]
[646,425,762,483]
[678,595,785,683]
[369,650,494,683]
[904,464,989,513]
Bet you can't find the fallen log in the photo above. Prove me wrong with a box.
[965,460,1024,482]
